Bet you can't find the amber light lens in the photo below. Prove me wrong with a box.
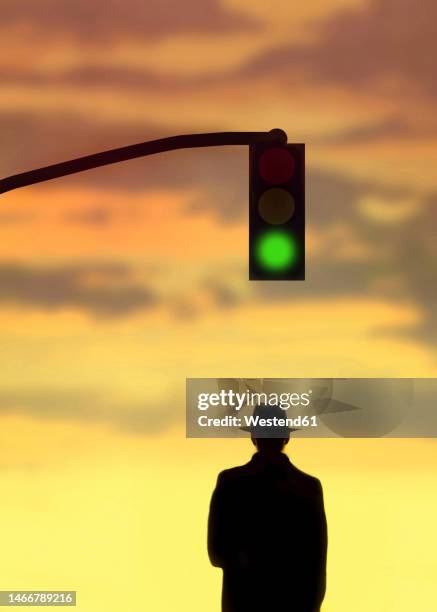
[258,188,295,225]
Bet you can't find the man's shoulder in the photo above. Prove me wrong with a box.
[290,465,321,486]
[217,463,251,483]
[217,461,322,490]
[289,466,323,494]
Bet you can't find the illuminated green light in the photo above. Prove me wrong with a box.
[255,231,297,271]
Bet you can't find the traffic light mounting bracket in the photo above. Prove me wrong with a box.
[0,129,287,194]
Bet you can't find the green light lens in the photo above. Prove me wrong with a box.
[255,231,297,272]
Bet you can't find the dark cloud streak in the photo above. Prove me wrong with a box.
[0,0,258,41]
[241,0,437,101]
[0,262,157,317]
[0,387,180,434]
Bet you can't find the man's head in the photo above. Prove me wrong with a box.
[251,436,290,454]
[240,404,297,450]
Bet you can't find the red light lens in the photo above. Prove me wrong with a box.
[258,147,295,184]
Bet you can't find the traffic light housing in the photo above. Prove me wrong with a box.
[249,142,305,280]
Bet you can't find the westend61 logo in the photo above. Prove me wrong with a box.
[197,390,312,411]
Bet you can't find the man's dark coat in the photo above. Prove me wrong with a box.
[208,452,327,612]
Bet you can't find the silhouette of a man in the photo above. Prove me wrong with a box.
[208,404,327,612]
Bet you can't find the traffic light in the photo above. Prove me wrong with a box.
[249,142,305,280]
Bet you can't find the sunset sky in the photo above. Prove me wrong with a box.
[1,1,437,610]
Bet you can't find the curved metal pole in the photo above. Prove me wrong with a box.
[0,128,287,195]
